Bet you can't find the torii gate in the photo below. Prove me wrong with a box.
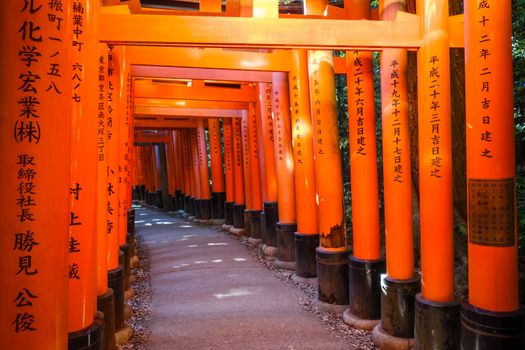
[0,1,522,350]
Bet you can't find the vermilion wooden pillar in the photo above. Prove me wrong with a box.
[106,46,129,338]
[67,0,104,348]
[231,117,247,232]
[241,111,253,235]
[117,47,132,305]
[344,0,384,327]
[258,82,279,253]
[462,1,525,348]
[95,43,116,350]
[248,103,264,241]
[271,73,298,268]
[197,119,212,220]
[307,48,349,306]
[209,118,226,221]
[166,132,177,211]
[191,128,203,219]
[374,0,420,344]
[181,130,193,214]
[174,130,185,210]
[304,0,349,307]
[223,118,236,226]
[1,2,71,348]
[289,50,319,278]
[414,0,460,348]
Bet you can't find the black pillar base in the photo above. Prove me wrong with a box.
[189,197,196,216]
[156,190,163,208]
[140,185,146,201]
[119,244,130,290]
[276,222,296,262]
[461,302,525,350]
[211,192,226,219]
[249,210,262,239]
[167,194,174,211]
[232,204,245,228]
[97,289,116,350]
[184,195,191,213]
[176,190,183,211]
[380,275,421,338]
[225,201,234,225]
[414,294,460,350]
[316,248,350,305]
[349,257,385,320]
[127,208,136,257]
[127,208,135,235]
[170,193,176,211]
[68,311,104,350]
[244,210,252,236]
[108,266,125,331]
[200,198,212,220]
[263,201,278,247]
[294,232,319,278]
[194,199,202,219]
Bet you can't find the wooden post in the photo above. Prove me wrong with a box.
[166,132,177,211]
[208,118,226,222]
[223,118,236,226]
[191,129,202,219]
[197,119,212,220]
[248,103,263,241]
[374,0,420,344]
[231,117,247,232]
[258,82,279,252]
[289,50,319,278]
[66,0,104,347]
[304,0,349,307]
[414,0,460,348]
[462,1,525,348]
[241,111,253,235]
[106,45,127,335]
[272,73,298,267]
[96,43,116,350]
[0,1,72,347]
[344,0,385,327]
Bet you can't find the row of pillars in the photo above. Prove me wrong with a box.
[0,0,523,349]
[1,1,138,349]
[131,2,524,350]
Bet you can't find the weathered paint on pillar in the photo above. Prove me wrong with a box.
[272,73,296,224]
[380,0,415,280]
[67,0,99,333]
[241,111,253,209]
[416,0,454,303]
[289,50,318,234]
[258,82,278,202]
[308,50,347,251]
[345,1,381,261]
[106,46,121,270]
[223,118,235,203]
[0,1,72,347]
[465,0,519,312]
[248,103,263,210]
[181,130,192,198]
[96,44,109,296]
[209,118,225,193]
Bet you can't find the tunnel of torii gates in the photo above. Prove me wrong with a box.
[0,0,523,349]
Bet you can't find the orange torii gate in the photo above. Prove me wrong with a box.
[1,1,523,350]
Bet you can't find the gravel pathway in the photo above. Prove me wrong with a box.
[121,207,378,350]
